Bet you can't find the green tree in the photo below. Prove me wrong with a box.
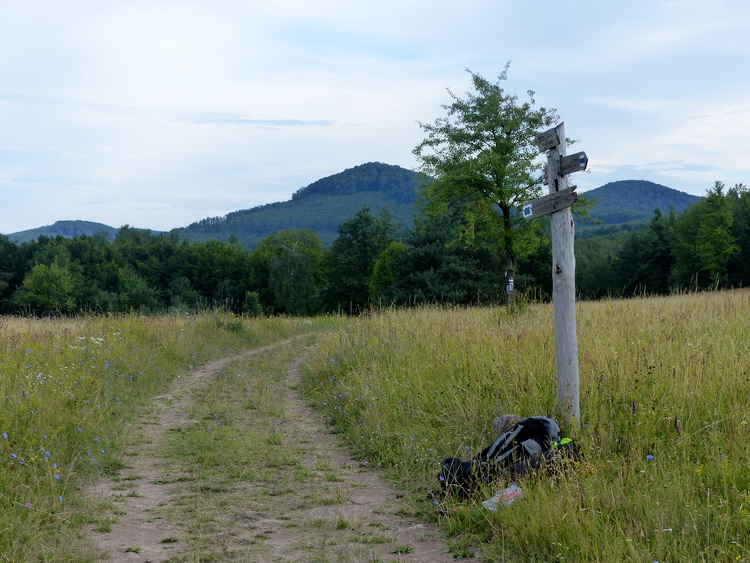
[12,263,76,315]
[672,182,739,289]
[371,209,504,306]
[117,267,159,312]
[250,229,325,315]
[370,241,406,300]
[638,208,675,294]
[413,66,558,303]
[575,235,622,299]
[323,207,395,313]
[0,235,24,311]
[268,231,325,315]
[727,183,750,285]
[168,276,202,311]
[695,183,738,285]
[242,291,263,316]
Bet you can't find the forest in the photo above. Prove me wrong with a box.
[1,181,748,317]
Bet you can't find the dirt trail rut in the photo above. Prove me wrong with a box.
[87,338,457,562]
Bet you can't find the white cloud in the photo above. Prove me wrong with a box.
[1,0,749,233]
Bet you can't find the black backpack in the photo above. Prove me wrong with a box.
[439,416,572,497]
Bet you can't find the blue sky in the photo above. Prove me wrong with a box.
[2,0,748,233]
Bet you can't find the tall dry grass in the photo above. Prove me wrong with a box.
[304,290,750,561]
[0,312,324,561]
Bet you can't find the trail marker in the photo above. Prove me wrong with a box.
[560,152,588,176]
[521,185,578,221]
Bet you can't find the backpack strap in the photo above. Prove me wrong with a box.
[484,423,524,460]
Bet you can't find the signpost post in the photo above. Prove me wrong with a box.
[526,122,586,426]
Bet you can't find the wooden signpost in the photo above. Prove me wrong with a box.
[525,122,586,426]
[521,185,577,221]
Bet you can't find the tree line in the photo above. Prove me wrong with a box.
[0,205,536,316]
[577,181,750,298]
[0,180,746,317]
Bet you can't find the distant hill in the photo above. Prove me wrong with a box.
[176,162,428,247]
[6,220,120,243]
[577,180,702,237]
[6,171,703,248]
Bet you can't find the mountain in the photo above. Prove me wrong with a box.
[176,162,427,247]
[6,170,703,247]
[577,180,702,237]
[6,220,120,243]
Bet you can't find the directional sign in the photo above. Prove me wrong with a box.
[535,127,561,152]
[559,151,588,176]
[521,186,578,221]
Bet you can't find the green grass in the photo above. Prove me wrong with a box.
[0,312,335,561]
[5,292,749,561]
[303,290,750,561]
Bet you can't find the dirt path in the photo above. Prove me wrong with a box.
[87,338,457,562]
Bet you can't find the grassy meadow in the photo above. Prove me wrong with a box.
[2,291,748,562]
[304,290,750,561]
[0,312,327,561]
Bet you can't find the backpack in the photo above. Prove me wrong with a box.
[438,416,573,497]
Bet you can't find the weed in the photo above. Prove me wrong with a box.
[335,513,352,530]
[161,536,179,543]
[95,519,116,533]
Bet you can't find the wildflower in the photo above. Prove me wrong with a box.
[54,474,60,480]
[25,503,32,508]
[10,453,17,459]
[58,496,63,502]
[2,432,7,439]
[695,465,703,473]
[646,455,654,460]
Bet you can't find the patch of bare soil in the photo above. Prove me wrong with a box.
[87,339,458,562]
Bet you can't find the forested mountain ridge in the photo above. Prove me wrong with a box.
[7,220,121,243]
[291,161,425,202]
[6,167,703,248]
[578,180,702,236]
[177,162,427,247]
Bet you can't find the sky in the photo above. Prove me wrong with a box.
[2,0,749,234]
